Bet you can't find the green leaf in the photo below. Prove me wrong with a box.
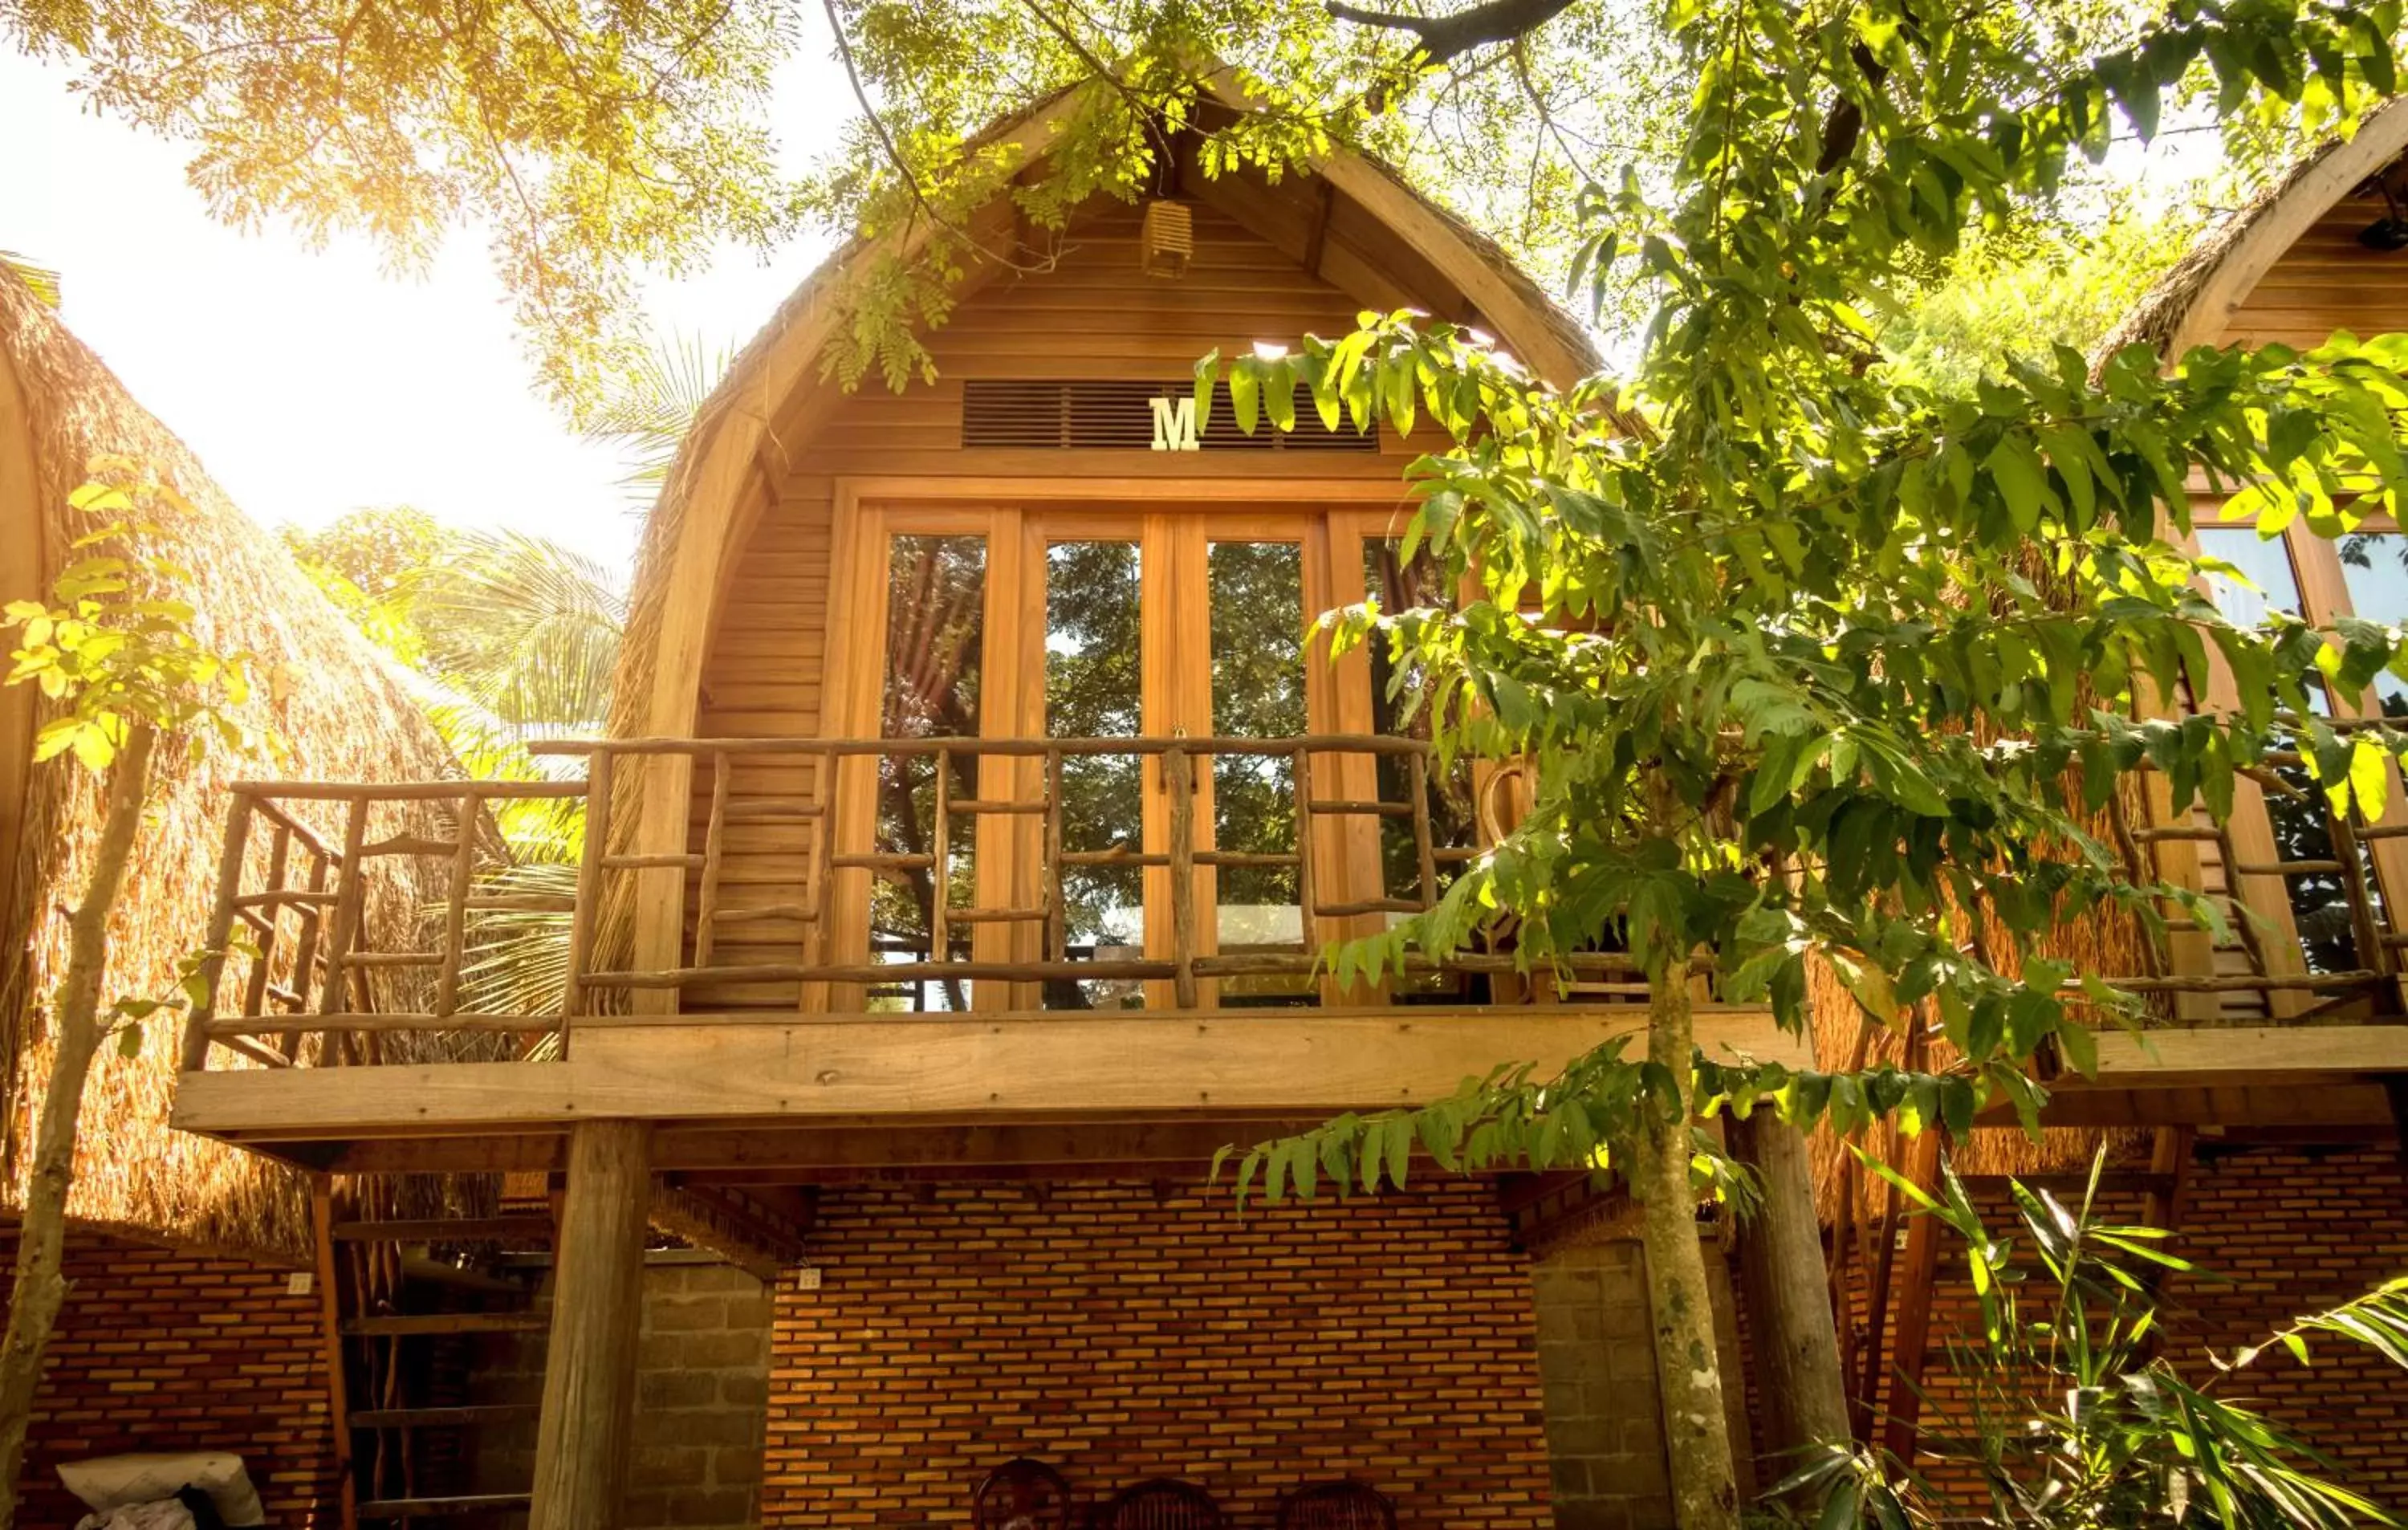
[1987,435,2048,531]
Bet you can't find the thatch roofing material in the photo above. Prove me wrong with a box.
[2095,97,2408,366]
[0,269,461,1260]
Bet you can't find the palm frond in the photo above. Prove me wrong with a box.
[411,531,626,734]
[583,332,734,505]
[459,860,579,1019]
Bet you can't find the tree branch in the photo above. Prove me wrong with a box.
[1325,0,1579,69]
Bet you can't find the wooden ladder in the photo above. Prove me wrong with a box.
[313,1181,554,1524]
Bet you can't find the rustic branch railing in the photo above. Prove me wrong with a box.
[178,734,1665,1071]
[179,726,2408,1074]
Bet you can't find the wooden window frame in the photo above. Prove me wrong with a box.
[2174,502,2408,1016]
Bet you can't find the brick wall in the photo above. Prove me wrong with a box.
[472,1252,774,1529]
[1902,1145,2408,1508]
[0,1223,340,1528]
[763,1180,1556,1529]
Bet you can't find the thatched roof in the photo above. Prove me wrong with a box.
[0,269,462,1261]
[2095,97,2408,367]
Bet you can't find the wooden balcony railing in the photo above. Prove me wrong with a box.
[177,735,1660,1072]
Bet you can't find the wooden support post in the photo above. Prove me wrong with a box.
[1727,1113,1851,1471]
[435,794,477,1019]
[311,1178,360,1530]
[1877,1129,1944,1467]
[527,1120,652,1530]
[562,749,612,1032]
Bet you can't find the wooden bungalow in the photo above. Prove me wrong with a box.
[0,267,470,1521]
[162,84,2408,1529]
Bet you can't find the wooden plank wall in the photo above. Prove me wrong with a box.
[2220,194,2408,351]
[686,190,1454,1003]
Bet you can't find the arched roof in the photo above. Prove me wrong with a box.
[607,82,1603,755]
[2096,96,2408,365]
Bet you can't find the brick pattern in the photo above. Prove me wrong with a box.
[0,1225,339,1527]
[763,1181,1555,1528]
[472,1254,774,1529]
[1529,1244,1671,1530]
[1901,1146,2408,1508]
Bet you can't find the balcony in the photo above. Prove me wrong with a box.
[168,734,1800,1172]
[169,734,2408,1172]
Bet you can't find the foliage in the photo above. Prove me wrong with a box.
[6,0,802,406]
[1879,201,2207,392]
[291,507,623,1014]
[582,332,737,506]
[286,507,624,739]
[1205,0,2408,1206]
[6,454,258,771]
[0,252,60,308]
[1771,1154,2408,1527]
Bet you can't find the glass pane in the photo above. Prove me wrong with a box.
[2193,528,2362,974]
[1365,539,1478,1001]
[1045,539,1145,1010]
[2339,531,2408,718]
[1209,540,1312,1005]
[874,534,985,1010]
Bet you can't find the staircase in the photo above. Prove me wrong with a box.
[312,1180,551,1524]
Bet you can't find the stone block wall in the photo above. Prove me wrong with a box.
[1528,1243,1671,1530]
[474,1251,774,1529]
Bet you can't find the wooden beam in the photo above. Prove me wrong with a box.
[2074,1026,2408,1088]
[315,1117,1345,1176]
[309,1182,359,1530]
[177,1005,1804,1137]
[529,1120,652,1530]
[648,1181,806,1279]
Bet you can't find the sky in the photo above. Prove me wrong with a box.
[1,49,852,572]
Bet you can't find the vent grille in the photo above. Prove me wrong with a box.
[961,379,1379,452]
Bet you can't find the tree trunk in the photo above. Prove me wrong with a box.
[0,723,157,1528]
[1727,1111,1851,1487]
[1637,963,1743,1530]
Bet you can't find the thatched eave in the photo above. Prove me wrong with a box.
[0,268,462,1259]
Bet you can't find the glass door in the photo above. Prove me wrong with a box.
[839,502,1434,1013]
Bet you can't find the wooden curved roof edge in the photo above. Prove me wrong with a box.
[2093,95,2408,370]
[606,77,1606,751]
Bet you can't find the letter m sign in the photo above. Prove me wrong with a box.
[1149,396,1200,452]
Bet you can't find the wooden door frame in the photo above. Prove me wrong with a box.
[825,476,1414,1014]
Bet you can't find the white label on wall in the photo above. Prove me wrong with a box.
[287,1272,314,1296]
[1149,397,1200,452]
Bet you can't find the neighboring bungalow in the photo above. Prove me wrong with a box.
[0,267,464,1523]
[1841,100,2408,1497]
[159,83,2408,1530]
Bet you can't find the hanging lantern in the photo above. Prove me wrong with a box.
[1141,199,1194,279]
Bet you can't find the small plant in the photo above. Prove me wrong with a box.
[0,455,259,1529]
[1764,1153,2408,1528]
